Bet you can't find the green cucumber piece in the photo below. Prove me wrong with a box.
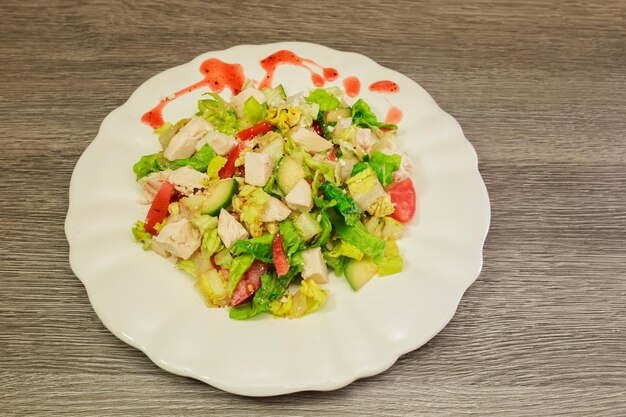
[201,178,238,216]
[294,212,322,241]
[345,258,378,291]
[325,108,351,123]
[277,156,305,194]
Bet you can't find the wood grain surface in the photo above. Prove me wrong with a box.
[1,0,625,415]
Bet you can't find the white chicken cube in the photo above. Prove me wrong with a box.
[164,116,212,160]
[196,131,237,156]
[355,128,375,152]
[153,218,201,260]
[217,209,249,248]
[260,197,291,222]
[168,166,208,195]
[244,152,274,187]
[138,169,173,202]
[291,127,333,154]
[230,87,267,117]
[285,178,313,212]
[301,247,328,284]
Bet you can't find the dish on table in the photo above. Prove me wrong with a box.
[65,42,490,396]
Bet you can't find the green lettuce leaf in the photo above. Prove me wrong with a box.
[323,252,348,277]
[369,151,401,187]
[197,92,238,135]
[176,259,198,278]
[201,227,223,260]
[351,99,397,130]
[167,144,217,171]
[195,269,228,307]
[230,234,274,263]
[310,208,332,248]
[328,240,364,260]
[131,221,152,249]
[304,155,336,184]
[329,208,386,263]
[279,219,303,261]
[132,153,169,180]
[262,84,287,107]
[306,89,341,111]
[213,248,233,268]
[238,96,268,129]
[206,155,227,181]
[227,254,255,296]
[319,182,361,226]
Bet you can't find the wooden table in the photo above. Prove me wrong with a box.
[2,1,624,415]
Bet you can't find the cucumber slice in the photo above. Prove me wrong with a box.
[200,178,238,216]
[345,258,378,291]
[325,108,351,123]
[294,212,322,241]
[277,156,305,194]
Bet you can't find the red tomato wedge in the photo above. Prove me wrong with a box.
[388,178,417,223]
[230,260,267,306]
[144,181,175,235]
[272,233,289,277]
[236,121,274,141]
[218,142,245,179]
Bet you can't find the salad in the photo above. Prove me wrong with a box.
[131,83,416,320]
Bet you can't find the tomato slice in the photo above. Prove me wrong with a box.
[388,178,416,223]
[272,233,289,277]
[218,142,245,179]
[236,121,274,141]
[144,181,175,235]
[230,260,267,306]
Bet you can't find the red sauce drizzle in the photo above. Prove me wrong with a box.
[343,76,361,97]
[141,58,245,128]
[259,50,339,89]
[369,80,400,93]
[384,106,403,124]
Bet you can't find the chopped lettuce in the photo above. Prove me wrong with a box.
[319,182,361,226]
[227,254,255,296]
[168,144,217,172]
[267,107,301,134]
[131,221,152,249]
[369,151,401,187]
[279,219,303,261]
[197,92,238,135]
[262,85,287,107]
[328,240,364,260]
[306,88,341,111]
[232,185,271,237]
[304,155,336,184]
[323,252,349,277]
[201,227,223,260]
[230,233,274,263]
[351,99,397,130]
[176,259,198,278]
[206,155,227,182]
[195,270,228,307]
[270,278,327,319]
[213,248,233,268]
[238,96,268,129]
[132,153,168,180]
[190,215,218,232]
[310,208,332,247]
[329,209,387,263]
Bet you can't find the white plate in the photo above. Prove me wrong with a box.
[65,42,490,396]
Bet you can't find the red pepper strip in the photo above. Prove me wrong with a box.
[144,181,175,235]
[236,121,274,141]
[230,260,267,306]
[272,233,289,277]
[218,142,245,179]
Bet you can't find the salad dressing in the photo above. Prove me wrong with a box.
[141,58,245,129]
[259,50,338,89]
[343,76,361,97]
[385,106,403,125]
[369,80,400,93]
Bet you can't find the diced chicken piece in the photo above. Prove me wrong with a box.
[196,131,237,156]
[285,178,313,212]
[260,197,291,222]
[168,166,208,195]
[301,247,328,284]
[244,152,274,187]
[138,170,173,202]
[230,87,267,117]
[355,128,375,152]
[291,127,333,154]
[217,209,249,248]
[153,218,201,260]
[164,116,212,161]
